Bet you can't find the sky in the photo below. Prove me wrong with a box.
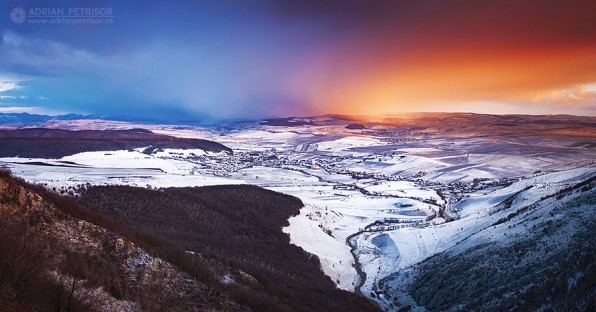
[0,0,595,120]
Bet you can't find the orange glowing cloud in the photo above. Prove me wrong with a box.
[286,0,596,115]
[305,45,596,115]
[532,83,596,106]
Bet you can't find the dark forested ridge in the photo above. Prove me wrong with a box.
[0,128,232,158]
[0,170,245,311]
[78,184,378,311]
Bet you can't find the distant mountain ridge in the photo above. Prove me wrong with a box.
[2,112,594,129]
[0,112,121,126]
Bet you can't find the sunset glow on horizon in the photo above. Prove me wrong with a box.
[0,0,595,119]
[295,0,596,116]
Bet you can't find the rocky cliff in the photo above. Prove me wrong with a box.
[0,173,245,311]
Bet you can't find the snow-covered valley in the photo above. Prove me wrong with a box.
[1,114,594,311]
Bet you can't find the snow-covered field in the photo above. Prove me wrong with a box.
[277,185,433,290]
[317,136,383,153]
[0,149,245,189]
[360,180,444,204]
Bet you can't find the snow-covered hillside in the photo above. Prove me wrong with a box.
[369,168,596,311]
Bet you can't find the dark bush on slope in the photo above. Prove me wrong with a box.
[0,221,96,312]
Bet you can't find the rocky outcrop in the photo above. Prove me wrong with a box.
[0,175,246,311]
